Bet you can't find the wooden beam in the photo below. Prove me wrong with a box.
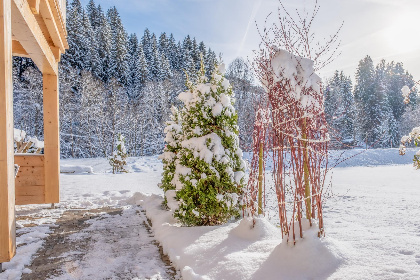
[27,0,40,14]
[12,0,58,75]
[51,45,60,62]
[43,73,60,204]
[39,0,64,53]
[0,0,16,263]
[12,39,30,57]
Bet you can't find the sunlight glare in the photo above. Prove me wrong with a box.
[385,11,420,53]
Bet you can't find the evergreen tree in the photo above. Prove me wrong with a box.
[324,71,355,147]
[340,73,355,143]
[63,0,86,70]
[150,35,161,80]
[82,10,95,72]
[354,55,376,145]
[387,62,416,121]
[108,7,129,85]
[159,106,183,205]
[191,38,200,70]
[86,0,100,29]
[127,33,141,97]
[205,48,217,77]
[372,60,396,147]
[158,32,169,60]
[96,7,112,83]
[160,53,172,81]
[167,34,178,70]
[109,133,128,173]
[172,64,246,226]
[138,43,149,86]
[226,57,257,151]
[198,41,207,61]
[142,29,153,64]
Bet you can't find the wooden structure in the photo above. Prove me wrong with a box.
[0,0,67,265]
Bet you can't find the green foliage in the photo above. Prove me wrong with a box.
[109,133,128,173]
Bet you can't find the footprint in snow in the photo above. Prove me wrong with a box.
[399,249,414,255]
[390,268,407,274]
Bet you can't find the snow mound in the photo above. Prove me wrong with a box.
[60,165,93,174]
[255,219,346,280]
[230,217,278,241]
[139,194,344,280]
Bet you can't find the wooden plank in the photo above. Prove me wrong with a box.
[0,0,16,263]
[16,184,44,197]
[43,73,59,203]
[16,194,46,205]
[15,166,45,187]
[27,0,40,14]
[12,39,30,57]
[39,0,64,53]
[14,154,45,167]
[11,0,58,75]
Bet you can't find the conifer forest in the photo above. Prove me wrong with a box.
[12,0,420,158]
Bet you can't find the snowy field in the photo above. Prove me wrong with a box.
[1,148,420,279]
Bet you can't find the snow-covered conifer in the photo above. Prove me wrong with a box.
[109,134,128,173]
[172,63,246,226]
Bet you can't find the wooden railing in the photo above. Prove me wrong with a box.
[14,154,46,205]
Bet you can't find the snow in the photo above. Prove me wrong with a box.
[265,49,323,110]
[60,164,93,174]
[401,85,411,103]
[27,137,44,149]
[212,102,223,116]
[165,189,179,211]
[3,150,420,279]
[181,133,225,165]
[13,128,26,142]
[1,226,51,279]
[137,196,343,280]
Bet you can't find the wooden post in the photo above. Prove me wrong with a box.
[0,0,16,264]
[302,118,311,220]
[258,142,263,215]
[43,73,60,203]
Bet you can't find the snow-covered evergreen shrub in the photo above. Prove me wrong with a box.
[400,127,420,169]
[171,64,246,226]
[159,106,183,205]
[109,134,128,173]
[399,85,420,169]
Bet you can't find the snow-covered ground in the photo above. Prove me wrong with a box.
[1,148,420,279]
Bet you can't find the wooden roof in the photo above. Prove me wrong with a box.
[11,0,68,75]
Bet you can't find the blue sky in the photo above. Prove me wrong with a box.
[80,0,420,82]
